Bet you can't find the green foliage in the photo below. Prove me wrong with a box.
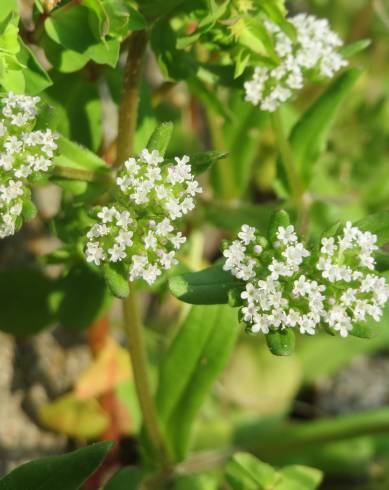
[104,467,142,489]
[0,442,113,490]
[169,263,244,305]
[0,267,57,335]
[0,0,388,487]
[150,20,197,80]
[289,68,361,186]
[225,452,322,490]
[47,74,104,151]
[55,263,112,330]
[147,121,174,155]
[0,13,51,94]
[103,262,130,298]
[53,135,108,172]
[156,305,240,461]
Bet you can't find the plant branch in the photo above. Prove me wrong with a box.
[116,29,171,470]
[122,283,170,468]
[115,30,148,168]
[52,165,112,184]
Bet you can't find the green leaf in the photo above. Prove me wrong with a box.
[156,305,240,461]
[86,38,120,67]
[150,20,197,80]
[0,0,17,22]
[127,6,147,31]
[205,202,277,234]
[42,33,89,73]
[189,151,228,176]
[56,263,112,330]
[214,94,269,198]
[0,442,113,490]
[147,121,174,156]
[356,210,389,246]
[44,4,119,67]
[340,39,371,58]
[16,39,52,95]
[54,134,108,171]
[101,1,146,37]
[266,328,295,356]
[226,452,279,490]
[350,322,380,339]
[47,74,104,151]
[139,0,192,19]
[276,465,322,490]
[103,262,129,298]
[289,68,361,185]
[104,467,142,490]
[169,264,244,305]
[0,267,57,336]
[45,5,98,53]
[22,199,38,221]
[172,474,218,490]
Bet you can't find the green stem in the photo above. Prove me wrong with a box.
[115,29,148,167]
[122,284,170,468]
[252,407,389,458]
[52,165,112,184]
[115,29,171,470]
[271,110,309,233]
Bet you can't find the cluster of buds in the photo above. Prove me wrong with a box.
[85,149,202,285]
[223,221,389,338]
[0,93,57,238]
[244,14,348,111]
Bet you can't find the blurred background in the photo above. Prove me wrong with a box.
[0,0,388,488]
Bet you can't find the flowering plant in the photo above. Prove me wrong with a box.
[0,1,388,489]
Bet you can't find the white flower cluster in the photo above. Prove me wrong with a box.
[85,149,202,285]
[0,92,57,238]
[244,14,348,111]
[223,222,389,338]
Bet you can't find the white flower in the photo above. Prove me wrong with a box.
[143,265,161,285]
[116,210,133,228]
[276,225,297,244]
[321,237,335,255]
[85,148,201,285]
[244,14,347,112]
[282,243,310,266]
[97,206,118,223]
[116,229,133,247]
[108,244,126,262]
[238,224,256,245]
[140,149,164,165]
[86,243,106,266]
[156,218,173,236]
[171,232,186,249]
[224,219,388,339]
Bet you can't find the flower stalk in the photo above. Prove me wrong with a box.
[115,29,171,469]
